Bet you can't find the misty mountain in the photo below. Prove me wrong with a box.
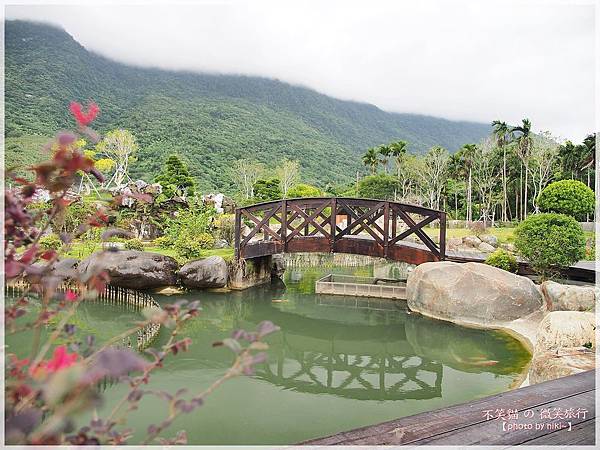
[5,20,491,192]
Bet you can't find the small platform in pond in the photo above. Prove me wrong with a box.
[315,274,406,300]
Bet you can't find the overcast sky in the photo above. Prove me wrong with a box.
[6,1,596,141]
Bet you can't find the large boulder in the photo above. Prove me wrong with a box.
[529,311,596,384]
[541,281,596,312]
[534,311,595,353]
[407,261,543,325]
[480,234,498,247]
[178,256,228,288]
[462,235,482,248]
[478,242,495,253]
[79,250,178,289]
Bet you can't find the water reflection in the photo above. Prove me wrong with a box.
[165,282,531,405]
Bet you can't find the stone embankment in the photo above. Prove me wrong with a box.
[406,261,596,386]
[72,250,285,291]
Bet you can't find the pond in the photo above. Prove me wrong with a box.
[6,265,531,445]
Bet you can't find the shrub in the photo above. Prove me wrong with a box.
[485,249,518,273]
[174,231,215,259]
[124,238,144,251]
[287,183,322,198]
[514,213,586,279]
[253,178,282,201]
[39,234,62,251]
[152,235,171,249]
[214,214,235,244]
[163,203,214,245]
[537,180,595,220]
[357,174,399,200]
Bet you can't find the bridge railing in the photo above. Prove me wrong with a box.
[235,197,446,264]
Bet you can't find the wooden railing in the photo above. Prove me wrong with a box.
[235,197,446,264]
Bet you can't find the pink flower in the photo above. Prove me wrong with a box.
[45,345,78,373]
[69,101,100,126]
[65,290,78,302]
[30,346,79,378]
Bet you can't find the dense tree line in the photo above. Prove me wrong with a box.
[359,120,596,224]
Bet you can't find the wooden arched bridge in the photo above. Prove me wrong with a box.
[234,197,446,265]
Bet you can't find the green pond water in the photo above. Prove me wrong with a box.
[6,266,532,445]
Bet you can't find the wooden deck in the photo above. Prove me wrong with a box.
[301,369,596,446]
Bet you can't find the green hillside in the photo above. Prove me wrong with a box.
[5,20,491,193]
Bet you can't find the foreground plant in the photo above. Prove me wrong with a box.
[4,102,279,445]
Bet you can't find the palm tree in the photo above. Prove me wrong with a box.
[492,120,512,222]
[389,140,408,178]
[511,118,533,219]
[378,144,392,174]
[362,147,379,174]
[457,143,477,223]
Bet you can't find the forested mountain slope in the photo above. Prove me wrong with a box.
[5,20,490,192]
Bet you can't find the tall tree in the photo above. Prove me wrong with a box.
[276,159,300,198]
[492,120,512,222]
[155,154,196,198]
[511,118,533,219]
[231,159,263,200]
[418,146,450,210]
[457,143,477,222]
[472,137,500,225]
[95,129,138,189]
[529,132,559,213]
[389,140,408,178]
[362,147,379,174]
[378,144,392,174]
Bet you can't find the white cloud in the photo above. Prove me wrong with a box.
[6,0,595,141]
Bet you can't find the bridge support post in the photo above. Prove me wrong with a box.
[282,199,288,253]
[439,212,446,260]
[330,197,337,253]
[234,208,242,259]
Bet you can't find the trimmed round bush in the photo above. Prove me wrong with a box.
[39,234,62,251]
[124,238,144,251]
[287,183,322,198]
[537,180,594,220]
[485,249,518,273]
[514,213,585,278]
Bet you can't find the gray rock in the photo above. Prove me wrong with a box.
[500,243,516,252]
[407,261,543,325]
[529,347,595,384]
[79,250,178,289]
[51,258,80,280]
[462,235,482,247]
[29,258,79,284]
[529,311,596,384]
[178,256,228,288]
[478,242,496,253]
[480,234,498,246]
[541,281,596,312]
[534,311,596,353]
[213,239,229,249]
[447,237,462,249]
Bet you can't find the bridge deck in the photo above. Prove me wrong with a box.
[300,369,596,446]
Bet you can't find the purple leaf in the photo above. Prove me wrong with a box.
[83,348,149,383]
[257,321,280,338]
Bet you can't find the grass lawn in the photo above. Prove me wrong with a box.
[424,227,594,245]
[424,227,517,244]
